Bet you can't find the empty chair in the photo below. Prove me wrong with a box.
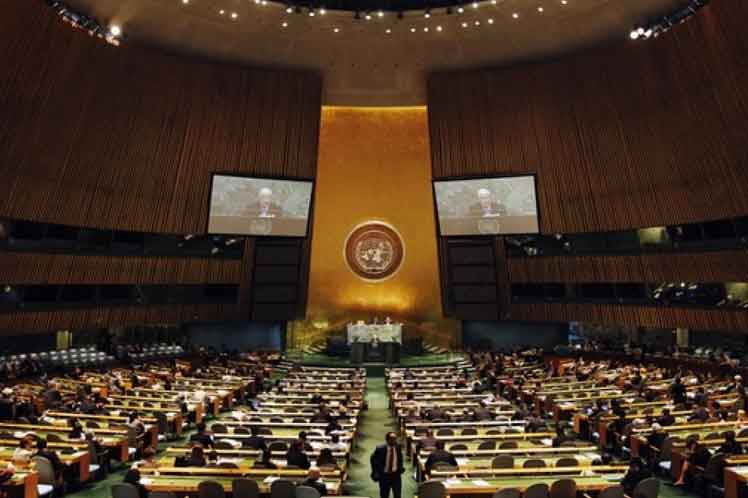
[234,427,250,435]
[217,462,239,469]
[597,485,624,498]
[215,441,234,450]
[478,440,497,450]
[270,479,296,498]
[86,421,100,428]
[436,428,454,436]
[486,429,504,435]
[632,477,660,498]
[555,457,579,468]
[111,483,140,498]
[418,480,447,498]
[258,428,273,436]
[232,479,260,498]
[448,443,468,451]
[525,483,550,498]
[211,424,228,434]
[738,428,748,438]
[295,486,320,498]
[493,489,521,498]
[523,459,547,468]
[461,428,478,436]
[491,455,514,469]
[559,441,578,447]
[198,481,226,498]
[550,479,577,498]
[150,493,177,498]
[500,441,518,449]
[46,433,63,442]
[31,456,56,498]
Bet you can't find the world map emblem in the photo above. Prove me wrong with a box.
[344,222,405,281]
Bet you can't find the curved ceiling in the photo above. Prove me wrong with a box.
[66,0,681,105]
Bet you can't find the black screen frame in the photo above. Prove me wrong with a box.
[206,173,315,238]
[431,173,541,237]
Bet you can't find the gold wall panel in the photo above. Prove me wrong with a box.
[290,107,458,349]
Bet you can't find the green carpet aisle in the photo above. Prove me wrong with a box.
[344,376,417,498]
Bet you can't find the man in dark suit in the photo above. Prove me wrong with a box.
[370,432,404,498]
[302,468,327,496]
[189,422,215,449]
[244,426,267,451]
[424,441,458,473]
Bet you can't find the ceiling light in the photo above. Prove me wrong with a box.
[537,6,544,12]
[377,10,384,17]
[319,7,326,14]
[491,0,497,3]
[385,28,392,33]
[436,25,443,31]
[231,12,238,19]
[219,9,225,14]
[261,0,267,5]
[461,21,468,27]
[629,30,639,39]
[286,6,293,13]
[281,21,288,27]
[424,9,431,18]
[472,1,479,8]
[474,19,480,25]
[108,24,121,36]
[512,12,519,18]
[182,0,189,4]
[424,26,429,31]
[308,9,315,16]
[457,6,464,13]
[410,27,416,32]
[561,0,567,3]
[334,27,340,32]
[487,18,494,23]
[365,12,372,20]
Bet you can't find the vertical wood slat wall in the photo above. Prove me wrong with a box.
[427,0,748,330]
[0,1,322,332]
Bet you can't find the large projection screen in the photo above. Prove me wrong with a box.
[433,175,540,236]
[207,175,313,237]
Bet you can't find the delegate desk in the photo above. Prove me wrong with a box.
[0,445,91,482]
[139,467,343,495]
[0,422,131,462]
[0,468,38,498]
[431,466,627,498]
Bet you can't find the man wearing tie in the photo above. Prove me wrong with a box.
[370,432,404,498]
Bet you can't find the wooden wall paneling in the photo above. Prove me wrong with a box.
[509,302,748,332]
[428,0,748,234]
[507,251,748,284]
[0,1,320,332]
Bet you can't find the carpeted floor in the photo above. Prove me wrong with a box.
[62,374,699,498]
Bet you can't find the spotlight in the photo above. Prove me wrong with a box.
[424,8,431,18]
[334,27,340,32]
[286,5,294,13]
[457,5,465,13]
[365,11,372,20]
[436,25,443,31]
[308,8,315,16]
[282,21,288,27]
[629,29,639,39]
[410,26,416,32]
[512,12,519,18]
[108,24,121,36]
[377,10,384,17]
[319,7,326,14]
[385,28,392,33]
[472,1,479,8]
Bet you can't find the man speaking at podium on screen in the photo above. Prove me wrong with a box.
[469,187,507,218]
[248,187,283,218]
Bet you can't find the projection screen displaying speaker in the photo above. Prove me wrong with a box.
[433,175,540,236]
[207,174,314,237]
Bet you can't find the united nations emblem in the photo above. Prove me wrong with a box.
[344,222,405,281]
